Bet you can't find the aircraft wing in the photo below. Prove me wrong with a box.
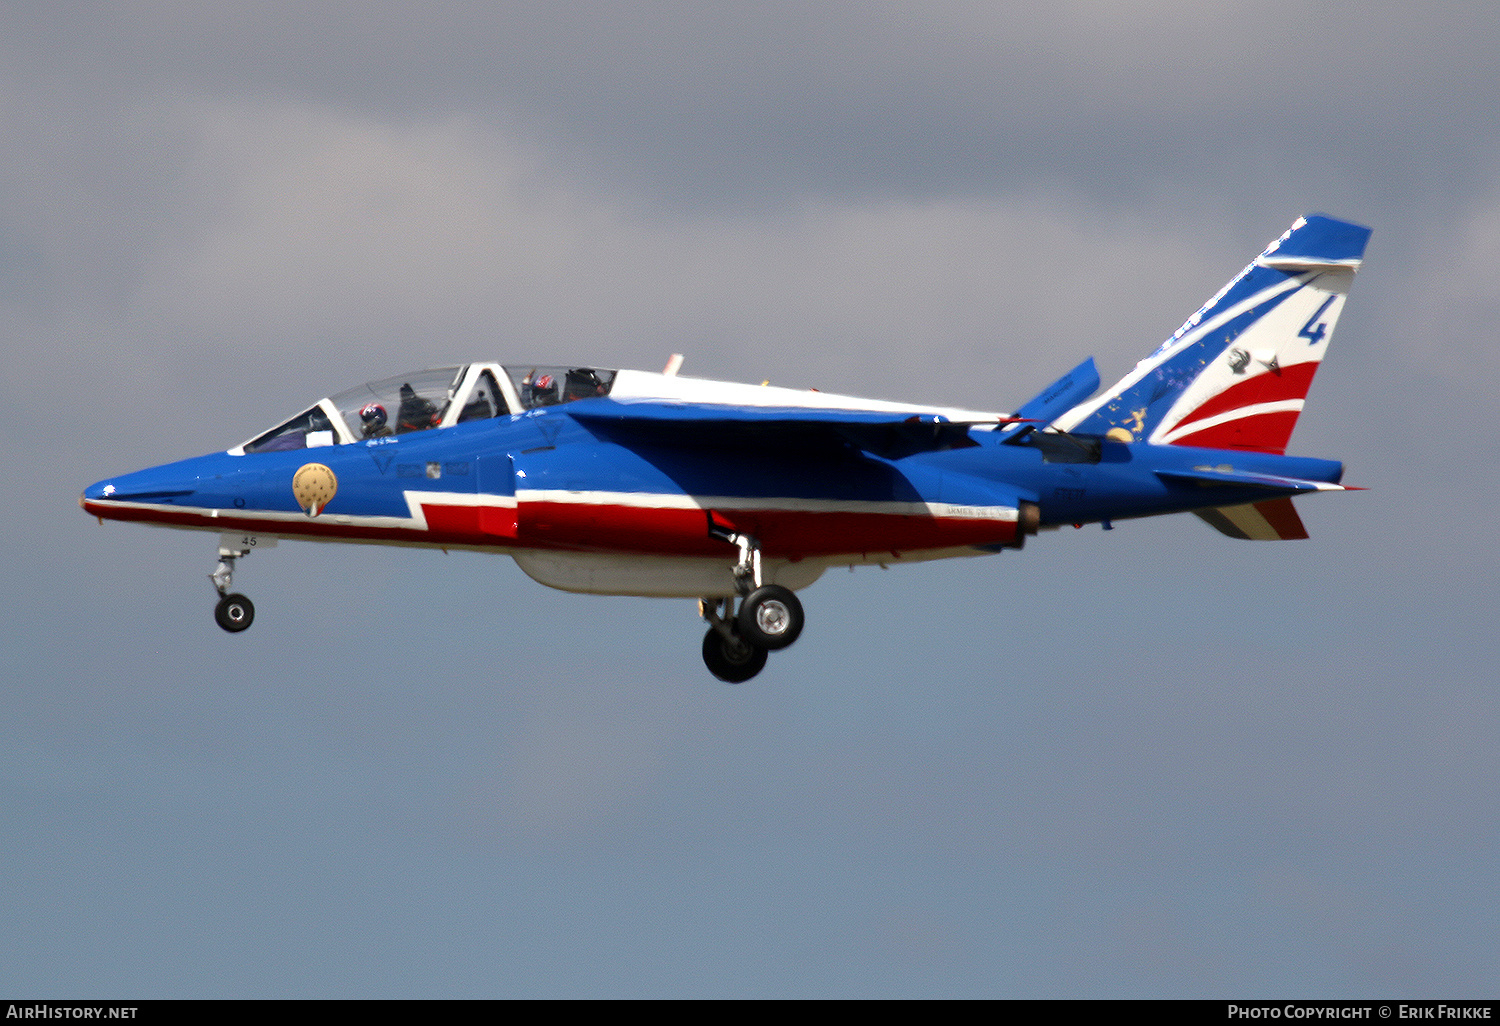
[567,398,1001,460]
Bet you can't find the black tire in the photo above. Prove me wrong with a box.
[214,593,255,633]
[737,585,804,651]
[702,626,768,684]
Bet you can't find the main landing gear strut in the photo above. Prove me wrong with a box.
[698,529,805,684]
[210,535,257,633]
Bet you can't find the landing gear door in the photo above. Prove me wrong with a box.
[475,453,518,539]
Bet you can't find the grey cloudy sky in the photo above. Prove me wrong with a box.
[3,1,1498,997]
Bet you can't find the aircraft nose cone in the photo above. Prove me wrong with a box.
[82,477,117,502]
[81,460,211,526]
[80,475,122,521]
[80,463,200,507]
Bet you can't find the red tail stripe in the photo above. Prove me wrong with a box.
[1173,361,1320,431]
[1168,409,1302,455]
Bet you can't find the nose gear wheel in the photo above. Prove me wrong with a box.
[214,593,255,632]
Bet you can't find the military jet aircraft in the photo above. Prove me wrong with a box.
[81,214,1368,682]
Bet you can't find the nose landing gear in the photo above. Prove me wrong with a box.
[209,533,273,633]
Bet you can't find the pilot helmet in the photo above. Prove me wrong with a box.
[359,403,388,431]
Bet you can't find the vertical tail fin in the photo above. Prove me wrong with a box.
[1053,215,1371,454]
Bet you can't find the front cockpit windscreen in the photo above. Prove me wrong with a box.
[242,367,465,454]
[331,367,465,441]
[242,404,342,454]
[506,366,617,410]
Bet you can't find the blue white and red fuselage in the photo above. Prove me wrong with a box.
[80,364,1345,598]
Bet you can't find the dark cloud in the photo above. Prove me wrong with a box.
[7,2,1500,210]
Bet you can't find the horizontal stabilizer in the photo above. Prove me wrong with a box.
[1195,498,1309,540]
[1010,357,1100,430]
[1155,466,1349,494]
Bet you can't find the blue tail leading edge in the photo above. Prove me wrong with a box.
[81,214,1369,682]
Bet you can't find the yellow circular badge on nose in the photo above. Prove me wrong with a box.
[292,463,338,517]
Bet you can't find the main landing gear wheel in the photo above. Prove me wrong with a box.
[699,527,808,682]
[702,626,768,684]
[214,593,255,633]
[737,585,804,651]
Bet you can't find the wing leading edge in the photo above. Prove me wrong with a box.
[567,398,1009,460]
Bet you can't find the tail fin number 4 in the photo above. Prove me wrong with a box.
[1298,294,1338,345]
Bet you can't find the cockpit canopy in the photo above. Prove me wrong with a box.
[236,363,617,455]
